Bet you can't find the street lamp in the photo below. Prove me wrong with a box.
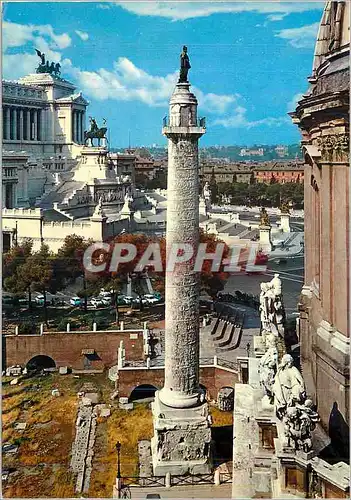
[116,441,121,479]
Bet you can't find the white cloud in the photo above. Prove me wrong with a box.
[64,56,236,114]
[3,53,38,81]
[75,30,89,41]
[276,22,320,48]
[3,21,71,51]
[213,106,290,129]
[2,21,71,80]
[114,1,323,21]
[267,14,286,22]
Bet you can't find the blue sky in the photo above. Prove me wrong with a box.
[3,1,324,147]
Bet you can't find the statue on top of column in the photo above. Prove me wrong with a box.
[259,207,270,226]
[179,46,191,83]
[280,201,290,214]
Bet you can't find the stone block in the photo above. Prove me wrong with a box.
[6,365,22,377]
[119,402,134,411]
[3,444,18,454]
[119,397,129,404]
[81,397,92,407]
[85,392,99,404]
[14,422,27,430]
[151,392,212,476]
[100,408,111,417]
[59,366,68,375]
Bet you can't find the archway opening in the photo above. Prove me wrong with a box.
[26,355,56,371]
[130,384,157,402]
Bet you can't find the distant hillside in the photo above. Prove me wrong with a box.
[202,144,302,161]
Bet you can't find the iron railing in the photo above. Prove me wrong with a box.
[122,356,239,371]
[216,358,239,371]
[121,472,231,488]
[171,473,214,486]
[162,116,206,128]
[121,476,166,487]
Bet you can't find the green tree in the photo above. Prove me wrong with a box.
[3,239,33,283]
[56,235,92,311]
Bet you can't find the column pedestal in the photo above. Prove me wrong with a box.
[151,391,212,476]
[280,213,290,233]
[259,225,273,252]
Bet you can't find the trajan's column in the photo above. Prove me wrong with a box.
[151,46,212,476]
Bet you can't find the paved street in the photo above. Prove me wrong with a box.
[129,483,232,499]
[224,256,304,314]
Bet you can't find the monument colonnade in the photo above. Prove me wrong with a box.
[2,105,43,142]
[72,109,85,144]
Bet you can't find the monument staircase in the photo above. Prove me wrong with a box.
[210,310,245,352]
[37,180,86,209]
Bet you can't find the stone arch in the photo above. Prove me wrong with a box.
[26,355,56,371]
[129,384,158,401]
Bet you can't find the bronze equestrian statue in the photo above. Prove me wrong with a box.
[84,117,108,147]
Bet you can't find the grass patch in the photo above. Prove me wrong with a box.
[210,404,233,427]
[2,374,78,497]
[89,403,153,498]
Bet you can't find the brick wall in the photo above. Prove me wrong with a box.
[4,330,145,370]
[118,366,239,400]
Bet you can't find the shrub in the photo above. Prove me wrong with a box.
[18,322,36,335]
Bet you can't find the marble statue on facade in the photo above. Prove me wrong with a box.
[92,197,105,218]
[258,335,278,404]
[282,399,320,452]
[272,354,306,420]
[259,274,285,338]
[179,45,191,83]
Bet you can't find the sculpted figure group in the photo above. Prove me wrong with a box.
[258,277,319,453]
[259,273,285,338]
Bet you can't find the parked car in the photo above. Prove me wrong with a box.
[90,297,105,308]
[132,296,149,306]
[35,294,51,306]
[100,296,113,306]
[123,296,133,304]
[143,294,159,305]
[70,296,83,307]
[116,295,129,305]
